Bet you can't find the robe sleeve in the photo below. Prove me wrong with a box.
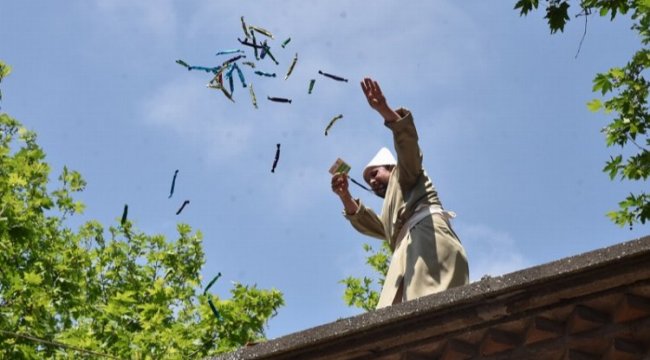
[343,199,386,241]
[385,108,423,192]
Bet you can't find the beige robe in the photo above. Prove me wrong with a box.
[345,108,469,308]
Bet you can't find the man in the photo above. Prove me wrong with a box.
[331,77,469,309]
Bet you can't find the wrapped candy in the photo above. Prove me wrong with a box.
[284,53,298,80]
[271,143,281,173]
[241,16,250,38]
[222,54,245,67]
[267,96,292,103]
[254,71,276,77]
[318,70,348,82]
[220,86,235,103]
[281,37,291,48]
[233,63,247,88]
[249,83,258,109]
[238,38,265,50]
[261,41,279,65]
[121,204,128,226]
[175,59,190,69]
[215,49,244,56]
[176,200,190,215]
[248,25,274,39]
[324,114,344,136]
[169,169,178,198]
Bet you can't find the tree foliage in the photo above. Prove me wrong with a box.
[0,60,284,359]
[514,0,650,227]
[339,241,390,311]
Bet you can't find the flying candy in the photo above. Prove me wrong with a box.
[240,16,250,38]
[251,31,259,60]
[204,273,223,321]
[271,143,281,173]
[308,79,316,94]
[220,86,235,102]
[242,61,256,68]
[248,25,274,39]
[254,71,276,78]
[238,38,265,50]
[267,96,292,103]
[176,200,190,215]
[281,38,291,48]
[121,204,128,226]
[325,114,344,136]
[261,41,279,65]
[284,53,298,80]
[175,59,190,69]
[249,83,258,109]
[318,70,348,82]
[215,49,244,56]
[222,54,246,67]
[232,63,247,88]
[169,169,179,198]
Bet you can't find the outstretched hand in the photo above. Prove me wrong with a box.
[360,77,399,122]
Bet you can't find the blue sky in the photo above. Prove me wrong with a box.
[2,1,648,339]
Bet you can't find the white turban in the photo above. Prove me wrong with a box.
[363,147,396,181]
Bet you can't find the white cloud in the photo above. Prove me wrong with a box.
[455,222,530,281]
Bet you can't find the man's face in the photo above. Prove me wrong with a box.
[365,166,392,198]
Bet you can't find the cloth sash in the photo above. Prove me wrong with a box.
[376,205,456,308]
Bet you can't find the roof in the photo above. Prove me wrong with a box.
[213,235,650,359]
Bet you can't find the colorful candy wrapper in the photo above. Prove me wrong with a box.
[228,72,234,93]
[325,114,344,136]
[176,200,190,215]
[281,37,291,48]
[248,25,274,39]
[220,86,235,103]
[203,272,223,321]
[271,143,281,173]
[215,49,243,56]
[318,70,349,82]
[261,42,279,65]
[189,65,220,73]
[241,16,250,38]
[175,59,190,69]
[328,159,372,192]
[121,204,128,226]
[308,79,316,94]
[284,53,298,80]
[249,83,258,109]
[238,38,265,50]
[233,63,247,88]
[254,71,276,78]
[251,31,259,60]
[169,169,178,198]
[328,158,351,175]
[267,96,292,103]
[222,54,245,67]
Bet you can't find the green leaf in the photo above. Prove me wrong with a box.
[545,1,571,33]
[514,0,539,15]
[587,99,603,112]
[23,271,43,286]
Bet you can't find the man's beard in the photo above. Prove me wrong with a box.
[373,184,387,198]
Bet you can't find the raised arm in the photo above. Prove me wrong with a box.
[361,77,423,190]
